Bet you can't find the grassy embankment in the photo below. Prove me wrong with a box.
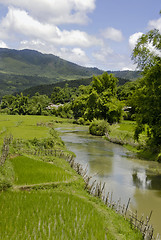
[0,115,142,239]
[105,120,157,161]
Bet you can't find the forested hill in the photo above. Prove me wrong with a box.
[21,77,129,97]
[0,48,140,98]
[108,70,141,80]
[0,48,102,98]
[0,48,102,78]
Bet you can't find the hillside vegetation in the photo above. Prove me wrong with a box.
[21,76,130,97]
[0,48,102,98]
[0,48,140,98]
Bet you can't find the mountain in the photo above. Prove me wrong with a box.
[0,48,102,78]
[0,48,141,98]
[107,70,141,81]
[0,48,103,98]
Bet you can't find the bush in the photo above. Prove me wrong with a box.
[89,120,110,136]
[77,117,85,125]
[0,180,12,191]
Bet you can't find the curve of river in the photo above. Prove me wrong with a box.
[58,125,161,236]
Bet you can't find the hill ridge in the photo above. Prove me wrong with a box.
[0,48,140,98]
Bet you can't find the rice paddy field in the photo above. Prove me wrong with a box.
[0,114,143,240]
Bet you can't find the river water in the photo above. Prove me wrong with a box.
[58,126,161,236]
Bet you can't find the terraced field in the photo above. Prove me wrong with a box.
[0,115,142,239]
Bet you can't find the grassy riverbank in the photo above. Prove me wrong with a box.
[0,115,143,239]
[105,120,159,161]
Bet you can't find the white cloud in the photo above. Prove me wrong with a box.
[59,47,89,66]
[148,17,161,32]
[122,67,133,71]
[92,46,113,63]
[129,31,161,58]
[0,7,102,48]
[129,32,143,49]
[0,0,96,25]
[20,40,47,51]
[0,40,8,48]
[20,40,89,66]
[92,45,136,71]
[101,27,123,42]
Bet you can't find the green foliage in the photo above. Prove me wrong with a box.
[132,64,161,146]
[108,70,141,80]
[69,72,123,123]
[77,117,86,125]
[132,29,161,72]
[117,81,139,101]
[0,72,59,99]
[131,22,161,154]
[92,72,118,94]
[0,92,51,116]
[22,76,130,97]
[51,85,77,104]
[89,120,110,136]
[0,180,11,191]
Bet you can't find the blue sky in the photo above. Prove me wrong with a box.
[0,0,160,70]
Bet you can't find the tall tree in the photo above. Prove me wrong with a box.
[132,29,161,71]
[131,17,161,149]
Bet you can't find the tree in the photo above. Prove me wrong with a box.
[10,93,29,115]
[131,21,161,149]
[132,29,161,72]
[92,72,118,94]
[132,64,161,146]
[70,72,123,123]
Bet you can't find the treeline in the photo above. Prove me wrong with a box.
[1,72,131,122]
[0,72,59,99]
[20,76,130,97]
[0,93,50,116]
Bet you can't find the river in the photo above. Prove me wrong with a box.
[58,125,161,236]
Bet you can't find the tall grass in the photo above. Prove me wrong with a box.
[11,156,72,185]
[108,120,147,146]
[0,191,111,240]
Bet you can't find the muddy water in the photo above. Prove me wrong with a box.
[59,126,161,236]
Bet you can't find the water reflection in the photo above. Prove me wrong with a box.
[59,126,161,235]
[132,168,161,190]
[132,169,151,189]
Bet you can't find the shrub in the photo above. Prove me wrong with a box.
[89,120,110,136]
[77,117,85,125]
[0,180,12,191]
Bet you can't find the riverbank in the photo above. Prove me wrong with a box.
[103,120,160,162]
[0,115,143,239]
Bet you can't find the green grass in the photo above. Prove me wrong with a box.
[0,160,14,190]
[0,115,73,147]
[0,115,143,239]
[108,120,147,147]
[109,121,136,143]
[11,156,72,185]
[0,191,108,240]
[0,191,142,240]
